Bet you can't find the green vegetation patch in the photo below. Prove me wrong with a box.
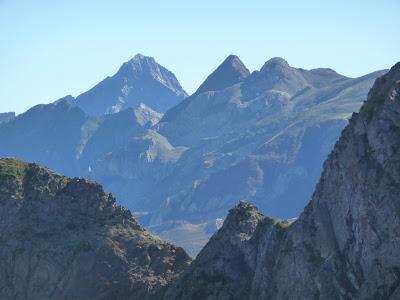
[0,158,28,179]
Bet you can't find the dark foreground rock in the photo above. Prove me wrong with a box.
[0,158,191,300]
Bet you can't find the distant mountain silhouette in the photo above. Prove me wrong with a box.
[75,54,187,115]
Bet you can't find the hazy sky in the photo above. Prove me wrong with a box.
[1,0,399,114]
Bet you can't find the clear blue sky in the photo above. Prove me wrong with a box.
[1,0,399,114]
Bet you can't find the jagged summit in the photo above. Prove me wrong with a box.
[195,54,250,94]
[75,54,187,116]
[131,53,147,61]
[119,54,166,77]
[226,200,262,223]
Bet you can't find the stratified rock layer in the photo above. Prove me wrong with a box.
[164,63,400,299]
[0,158,191,300]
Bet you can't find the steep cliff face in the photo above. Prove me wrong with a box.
[164,63,400,299]
[0,158,191,300]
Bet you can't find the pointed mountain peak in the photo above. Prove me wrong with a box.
[75,53,187,116]
[223,54,247,69]
[260,57,290,73]
[118,54,159,74]
[132,53,147,60]
[129,53,156,65]
[195,54,250,94]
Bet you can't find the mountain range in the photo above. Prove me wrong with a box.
[0,54,387,255]
[163,61,400,300]
[0,61,399,299]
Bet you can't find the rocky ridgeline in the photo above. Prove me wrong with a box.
[0,158,190,300]
[163,64,400,299]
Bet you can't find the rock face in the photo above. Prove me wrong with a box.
[75,54,187,115]
[0,112,15,124]
[0,158,191,300]
[163,63,400,299]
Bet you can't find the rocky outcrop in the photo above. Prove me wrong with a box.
[164,63,400,299]
[76,54,187,115]
[0,158,191,300]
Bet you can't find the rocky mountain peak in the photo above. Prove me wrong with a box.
[118,54,183,90]
[195,54,250,94]
[75,54,187,115]
[122,54,158,74]
[260,57,290,72]
[222,200,264,233]
[363,62,400,113]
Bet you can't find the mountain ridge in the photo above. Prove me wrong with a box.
[163,62,400,299]
[0,55,388,256]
